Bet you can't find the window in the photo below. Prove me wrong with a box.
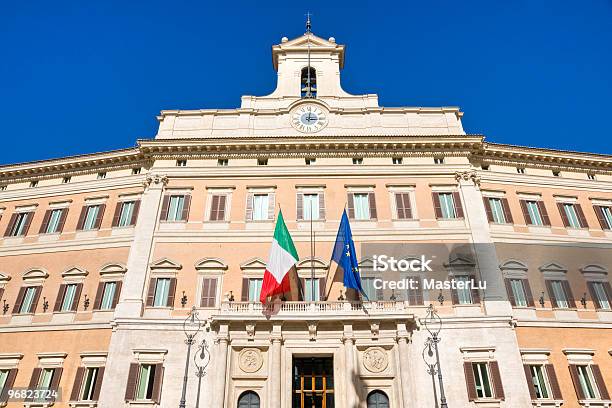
[472,362,493,398]
[153,278,171,307]
[59,284,78,312]
[132,168,141,175]
[62,176,71,183]
[594,205,612,230]
[558,203,586,228]
[99,282,118,310]
[82,205,101,230]
[97,172,107,180]
[217,159,228,166]
[125,363,162,402]
[352,157,363,165]
[0,185,6,191]
[487,198,506,224]
[303,278,320,301]
[17,286,39,314]
[302,193,319,221]
[136,364,156,400]
[528,365,550,399]
[392,157,403,165]
[114,201,137,227]
[434,192,463,219]
[38,367,56,389]
[165,195,187,222]
[517,167,526,174]
[367,390,390,408]
[588,281,611,310]
[200,278,218,307]
[0,369,11,398]
[455,275,473,305]
[521,200,550,226]
[257,158,268,166]
[505,279,532,307]
[209,195,227,221]
[576,365,597,399]
[349,192,375,220]
[361,277,382,301]
[7,212,32,237]
[238,391,260,408]
[547,280,575,309]
[30,180,38,188]
[394,192,412,219]
[305,158,316,165]
[481,164,490,170]
[588,173,596,180]
[80,367,101,401]
[252,194,269,221]
[552,170,560,177]
[434,157,445,164]
[176,160,187,167]
[248,279,263,302]
[44,209,64,234]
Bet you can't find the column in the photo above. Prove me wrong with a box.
[115,174,168,318]
[456,171,511,315]
[396,323,415,408]
[343,323,358,407]
[214,337,230,408]
[270,323,282,406]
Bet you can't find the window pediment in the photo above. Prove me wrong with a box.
[500,259,528,272]
[150,258,182,271]
[240,257,267,271]
[296,257,329,271]
[444,255,476,270]
[539,262,567,273]
[580,264,607,275]
[100,263,127,275]
[195,258,228,271]
[0,272,11,285]
[61,266,88,278]
[22,268,49,282]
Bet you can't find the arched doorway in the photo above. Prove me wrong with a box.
[237,391,260,408]
[367,390,389,408]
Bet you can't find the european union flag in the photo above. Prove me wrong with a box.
[331,209,368,299]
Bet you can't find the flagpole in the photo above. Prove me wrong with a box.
[310,200,315,302]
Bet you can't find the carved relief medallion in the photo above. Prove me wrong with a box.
[239,348,263,373]
[362,347,388,373]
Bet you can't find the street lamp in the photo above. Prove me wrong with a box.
[193,337,211,408]
[421,304,448,408]
[179,306,201,408]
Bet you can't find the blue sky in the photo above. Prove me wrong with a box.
[1,0,611,165]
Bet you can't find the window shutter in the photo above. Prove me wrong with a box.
[591,364,610,400]
[93,282,105,310]
[25,368,42,401]
[604,282,612,306]
[501,198,514,223]
[112,281,122,309]
[70,367,85,401]
[545,364,562,400]
[124,363,139,401]
[200,278,217,308]
[538,201,551,226]
[557,203,570,227]
[3,213,17,236]
[146,278,156,307]
[0,368,17,403]
[490,361,505,400]
[245,193,254,221]
[241,278,249,301]
[0,289,3,306]
[319,278,326,301]
[217,195,227,221]
[483,198,494,222]
[30,286,42,313]
[569,365,586,400]
[130,200,141,226]
[159,195,170,221]
[319,192,326,220]
[407,277,423,305]
[432,193,443,219]
[524,279,535,307]
[166,278,177,307]
[523,365,537,399]
[39,209,53,234]
[520,200,531,225]
[347,193,355,219]
[375,284,383,301]
[93,204,106,229]
[296,192,303,220]
[71,283,83,311]
[209,195,219,221]
[545,280,558,308]
[179,195,190,222]
[111,202,123,227]
[57,208,68,233]
[574,204,588,228]
[504,279,516,306]
[76,206,88,230]
[470,275,480,304]
[463,362,477,401]
[587,282,601,309]
[452,191,464,218]
[368,192,377,219]
[49,367,62,402]
[300,278,306,300]
[92,367,105,400]
[152,364,164,403]
[268,192,276,220]
[562,280,576,308]
[12,286,26,314]
[54,284,67,312]
[21,212,33,236]
[594,206,609,230]
[396,193,412,219]
[451,285,459,305]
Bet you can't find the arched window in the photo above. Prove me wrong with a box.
[367,390,389,408]
[301,67,317,98]
[237,391,260,408]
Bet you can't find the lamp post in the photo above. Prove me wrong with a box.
[179,306,201,408]
[421,304,448,408]
[193,337,211,408]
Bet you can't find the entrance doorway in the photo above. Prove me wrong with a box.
[292,357,334,408]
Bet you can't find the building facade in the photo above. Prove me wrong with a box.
[0,30,611,408]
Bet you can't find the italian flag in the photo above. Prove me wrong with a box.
[260,210,299,303]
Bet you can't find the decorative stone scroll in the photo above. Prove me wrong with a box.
[238,348,263,373]
[454,170,481,186]
[143,174,168,188]
[362,347,388,373]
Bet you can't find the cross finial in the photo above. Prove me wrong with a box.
[305,12,312,33]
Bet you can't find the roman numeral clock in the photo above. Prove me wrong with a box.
[290,103,329,133]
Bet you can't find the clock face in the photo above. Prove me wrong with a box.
[290,104,328,133]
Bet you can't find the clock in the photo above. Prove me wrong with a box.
[290,104,329,133]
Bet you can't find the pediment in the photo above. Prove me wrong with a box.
[195,258,228,271]
[61,266,88,278]
[444,255,476,268]
[0,273,11,284]
[100,263,127,275]
[240,258,267,270]
[580,264,608,275]
[499,259,528,272]
[150,258,182,270]
[539,262,567,273]
[22,268,49,281]
[296,257,329,271]
[272,33,345,70]
[280,33,340,49]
